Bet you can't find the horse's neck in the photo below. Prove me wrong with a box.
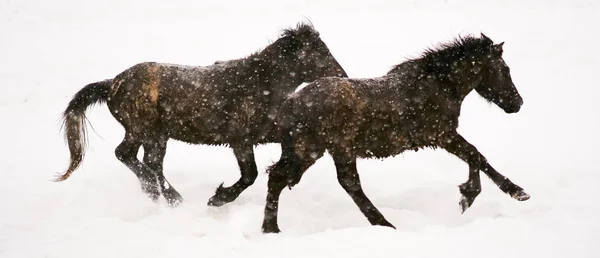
[411,58,485,116]
[255,52,303,94]
[451,59,485,103]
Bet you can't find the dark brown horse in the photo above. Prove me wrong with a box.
[55,23,348,207]
[261,33,530,233]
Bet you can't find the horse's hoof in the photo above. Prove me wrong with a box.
[383,221,397,229]
[164,189,184,207]
[207,195,228,207]
[373,219,396,229]
[262,223,281,234]
[458,182,480,213]
[141,183,161,202]
[459,195,475,214]
[512,190,530,201]
[207,183,237,207]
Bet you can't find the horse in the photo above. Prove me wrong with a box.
[55,23,348,207]
[261,33,530,233]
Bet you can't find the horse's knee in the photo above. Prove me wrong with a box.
[266,160,290,182]
[265,171,288,199]
[267,157,303,188]
[267,173,286,189]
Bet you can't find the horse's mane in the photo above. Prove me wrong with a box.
[388,34,494,75]
[244,22,320,61]
[280,22,319,39]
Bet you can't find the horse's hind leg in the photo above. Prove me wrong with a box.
[207,144,258,207]
[480,158,530,201]
[143,135,183,207]
[115,132,160,201]
[331,150,395,229]
[262,166,288,233]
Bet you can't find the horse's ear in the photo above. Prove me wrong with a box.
[480,33,491,41]
[495,42,504,54]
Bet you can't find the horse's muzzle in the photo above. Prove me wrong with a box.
[504,97,523,113]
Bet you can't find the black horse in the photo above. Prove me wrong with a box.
[262,33,530,233]
[55,23,348,207]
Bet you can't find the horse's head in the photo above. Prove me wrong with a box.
[277,23,348,82]
[475,34,523,113]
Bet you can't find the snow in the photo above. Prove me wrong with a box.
[1,0,599,257]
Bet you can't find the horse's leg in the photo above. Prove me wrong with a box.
[142,135,184,207]
[440,132,485,213]
[480,159,530,201]
[332,151,395,228]
[261,164,289,234]
[262,140,325,233]
[115,132,160,201]
[207,144,258,207]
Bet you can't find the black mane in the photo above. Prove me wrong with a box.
[280,22,319,39]
[388,34,494,75]
[248,22,320,60]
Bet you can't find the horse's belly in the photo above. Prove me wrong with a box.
[164,107,277,145]
[356,122,429,158]
[165,116,229,145]
[358,134,414,158]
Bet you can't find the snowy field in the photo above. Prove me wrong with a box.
[1,0,599,257]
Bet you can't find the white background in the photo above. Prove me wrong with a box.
[1,0,598,257]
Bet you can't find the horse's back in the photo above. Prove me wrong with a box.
[281,78,368,150]
[105,61,230,138]
[289,77,366,116]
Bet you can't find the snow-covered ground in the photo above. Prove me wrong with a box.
[1,0,599,257]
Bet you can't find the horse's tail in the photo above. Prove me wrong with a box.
[54,79,112,182]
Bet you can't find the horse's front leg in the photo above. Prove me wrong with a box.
[480,160,530,201]
[440,132,485,213]
[207,143,258,206]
